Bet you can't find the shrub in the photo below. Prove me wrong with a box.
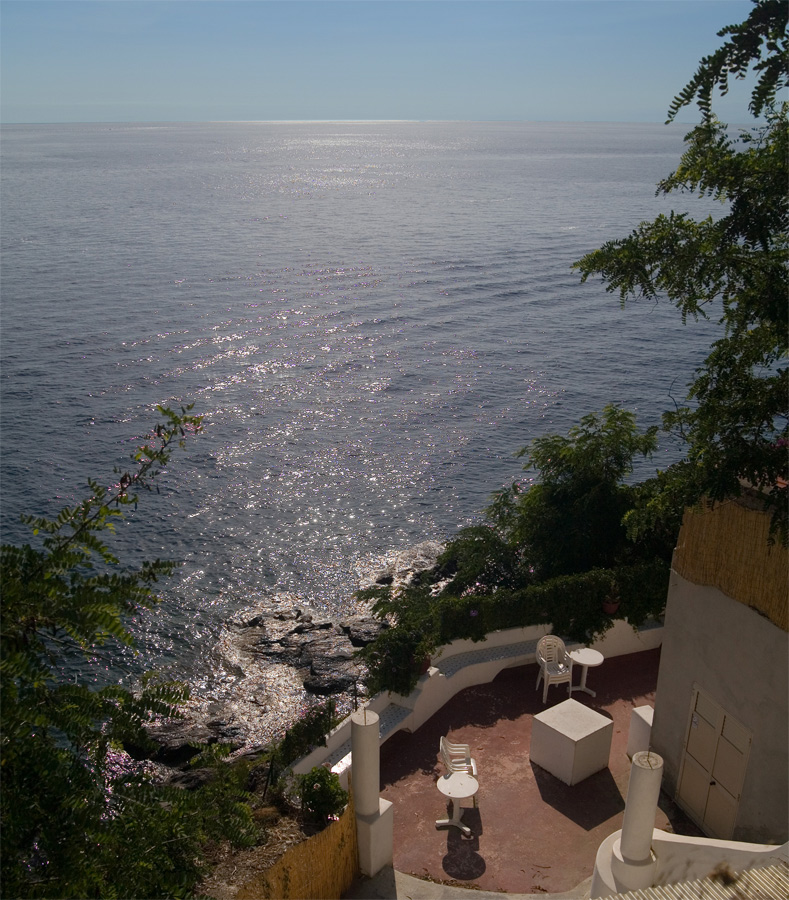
[0,407,263,898]
[276,699,339,769]
[356,624,436,697]
[296,766,348,825]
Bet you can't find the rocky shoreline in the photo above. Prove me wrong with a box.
[132,541,444,774]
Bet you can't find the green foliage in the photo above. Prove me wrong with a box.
[356,615,438,697]
[444,406,662,589]
[476,560,668,645]
[431,524,524,595]
[2,405,203,688]
[296,766,349,825]
[623,467,691,551]
[575,2,788,543]
[0,406,258,898]
[358,576,450,697]
[358,408,669,697]
[275,699,339,769]
[509,407,660,579]
[521,405,660,486]
[427,406,663,596]
[666,0,788,122]
[29,749,259,900]
[358,558,669,697]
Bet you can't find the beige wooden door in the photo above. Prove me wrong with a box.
[676,687,751,839]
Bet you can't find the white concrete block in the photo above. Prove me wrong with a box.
[626,705,654,760]
[530,698,613,785]
[357,798,394,878]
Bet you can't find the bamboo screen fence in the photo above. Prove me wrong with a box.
[672,498,788,632]
[237,789,359,900]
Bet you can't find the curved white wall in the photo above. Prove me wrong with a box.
[294,619,663,780]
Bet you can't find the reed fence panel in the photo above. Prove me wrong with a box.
[673,499,787,632]
[237,788,358,900]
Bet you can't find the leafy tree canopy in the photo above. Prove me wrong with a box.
[1,407,258,899]
[357,406,670,696]
[574,0,788,542]
[445,405,662,586]
[666,0,788,122]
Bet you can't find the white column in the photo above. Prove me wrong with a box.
[611,750,663,891]
[351,709,380,817]
[351,709,394,878]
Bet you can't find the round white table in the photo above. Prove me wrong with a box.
[435,771,478,836]
[569,647,604,697]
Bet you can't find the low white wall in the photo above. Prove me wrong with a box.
[427,617,662,666]
[652,831,789,884]
[412,618,663,732]
[432,623,549,659]
[293,619,663,779]
[591,828,788,897]
[400,624,549,732]
[589,617,664,657]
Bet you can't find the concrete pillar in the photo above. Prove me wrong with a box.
[351,709,380,817]
[611,750,663,891]
[626,705,654,759]
[351,709,393,878]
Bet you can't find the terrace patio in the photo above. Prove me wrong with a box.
[349,647,702,898]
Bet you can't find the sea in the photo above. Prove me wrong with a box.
[0,121,721,742]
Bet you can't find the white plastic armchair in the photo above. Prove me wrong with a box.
[535,635,573,704]
[440,736,478,777]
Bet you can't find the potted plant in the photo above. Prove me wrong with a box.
[602,581,621,615]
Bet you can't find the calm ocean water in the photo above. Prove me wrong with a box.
[1,121,719,735]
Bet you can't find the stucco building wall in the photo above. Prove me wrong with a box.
[652,569,788,844]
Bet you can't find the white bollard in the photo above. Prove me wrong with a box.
[611,750,663,891]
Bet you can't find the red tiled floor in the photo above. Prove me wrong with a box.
[378,648,677,895]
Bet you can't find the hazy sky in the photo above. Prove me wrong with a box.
[1,1,759,124]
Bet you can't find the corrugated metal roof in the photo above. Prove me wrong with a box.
[599,859,789,900]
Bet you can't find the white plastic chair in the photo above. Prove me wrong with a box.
[439,735,478,806]
[535,634,573,704]
[440,736,478,776]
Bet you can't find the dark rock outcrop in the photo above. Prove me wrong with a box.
[222,605,391,697]
[363,540,443,591]
[136,542,442,762]
[340,615,389,647]
[125,720,242,766]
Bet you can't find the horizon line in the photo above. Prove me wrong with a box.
[1,117,707,127]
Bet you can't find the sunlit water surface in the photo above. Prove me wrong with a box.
[1,122,720,742]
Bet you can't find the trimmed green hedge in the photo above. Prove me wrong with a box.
[358,558,668,696]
